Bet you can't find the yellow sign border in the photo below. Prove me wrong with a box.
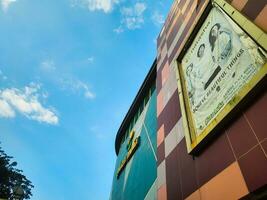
[116,131,140,179]
[176,0,267,154]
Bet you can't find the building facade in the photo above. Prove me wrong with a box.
[111,0,267,199]
[110,62,158,200]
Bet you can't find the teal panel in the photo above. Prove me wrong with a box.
[110,90,157,200]
[144,180,157,200]
[143,91,157,155]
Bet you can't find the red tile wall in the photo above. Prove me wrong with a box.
[156,0,267,199]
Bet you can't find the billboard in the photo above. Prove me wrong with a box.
[179,4,267,152]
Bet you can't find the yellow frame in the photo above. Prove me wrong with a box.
[176,0,267,154]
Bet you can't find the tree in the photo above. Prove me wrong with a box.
[0,145,34,199]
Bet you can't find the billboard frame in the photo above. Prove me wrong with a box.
[176,0,267,155]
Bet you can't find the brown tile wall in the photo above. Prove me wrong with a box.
[242,0,267,20]
[238,145,267,192]
[158,141,166,166]
[157,90,181,137]
[156,0,267,199]
[262,140,267,155]
[177,139,198,199]
[165,145,183,200]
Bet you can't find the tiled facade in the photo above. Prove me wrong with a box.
[156,0,267,199]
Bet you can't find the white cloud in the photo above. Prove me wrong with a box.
[59,78,96,100]
[84,90,95,99]
[153,38,157,44]
[113,26,124,34]
[39,59,96,100]
[0,99,15,118]
[120,2,146,30]
[1,0,17,12]
[151,11,165,26]
[90,126,107,139]
[0,84,59,125]
[87,0,118,13]
[0,70,8,81]
[40,60,56,72]
[71,0,120,13]
[87,56,94,63]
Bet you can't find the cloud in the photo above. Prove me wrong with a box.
[0,70,8,81]
[87,0,119,13]
[151,11,165,26]
[120,2,147,30]
[0,0,17,12]
[0,83,59,125]
[40,60,56,72]
[153,38,157,44]
[0,99,15,118]
[113,26,124,34]
[71,0,120,13]
[87,56,94,64]
[90,126,107,139]
[59,78,96,100]
[39,59,96,100]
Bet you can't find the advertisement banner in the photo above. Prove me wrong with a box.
[181,6,266,136]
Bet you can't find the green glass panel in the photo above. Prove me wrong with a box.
[110,89,157,200]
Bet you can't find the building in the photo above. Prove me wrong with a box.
[110,61,157,200]
[110,0,267,199]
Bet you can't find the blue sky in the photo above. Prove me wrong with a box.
[0,0,172,199]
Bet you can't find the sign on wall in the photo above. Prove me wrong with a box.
[116,131,140,179]
[179,4,267,153]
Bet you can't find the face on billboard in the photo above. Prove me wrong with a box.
[180,5,267,142]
